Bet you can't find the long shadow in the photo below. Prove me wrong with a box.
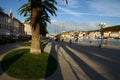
[69,43,120,64]
[67,42,120,63]
[57,42,81,80]
[65,42,120,80]
[45,50,58,78]
[84,44,120,64]
[75,42,120,62]
[75,43,119,62]
[45,40,64,80]
[41,40,49,52]
[58,41,120,62]
[0,52,25,75]
[59,42,107,80]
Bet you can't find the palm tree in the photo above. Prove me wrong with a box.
[19,0,57,54]
[19,0,68,54]
[40,23,48,36]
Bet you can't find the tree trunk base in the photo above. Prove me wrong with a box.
[30,48,41,54]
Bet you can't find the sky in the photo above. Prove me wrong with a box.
[0,0,120,34]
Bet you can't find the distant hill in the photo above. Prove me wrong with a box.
[87,25,120,32]
[103,25,120,31]
[60,25,120,34]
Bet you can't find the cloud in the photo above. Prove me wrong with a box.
[64,21,101,31]
[57,0,80,8]
[47,20,112,34]
[47,0,120,34]
[87,0,120,17]
[57,5,120,18]
[56,0,120,18]
[57,6,80,16]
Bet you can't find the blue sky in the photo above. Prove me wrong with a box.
[0,0,28,21]
[0,0,120,34]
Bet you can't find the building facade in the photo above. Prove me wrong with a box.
[58,29,120,42]
[0,10,25,43]
[23,22,32,35]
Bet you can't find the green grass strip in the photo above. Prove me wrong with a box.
[0,49,57,80]
[20,41,45,46]
[20,42,31,46]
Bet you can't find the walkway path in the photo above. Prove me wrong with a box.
[44,40,120,80]
[0,40,120,80]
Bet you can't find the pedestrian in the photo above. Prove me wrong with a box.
[105,39,108,45]
[69,39,72,44]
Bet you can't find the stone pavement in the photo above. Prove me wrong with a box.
[44,41,84,80]
[0,40,120,80]
[44,40,120,80]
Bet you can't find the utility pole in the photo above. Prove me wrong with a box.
[62,21,64,33]
[98,22,106,48]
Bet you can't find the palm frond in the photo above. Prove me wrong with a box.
[18,2,31,16]
[63,0,68,4]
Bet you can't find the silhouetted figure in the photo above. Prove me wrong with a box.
[69,39,72,44]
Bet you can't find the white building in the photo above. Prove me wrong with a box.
[24,22,32,35]
[0,10,25,42]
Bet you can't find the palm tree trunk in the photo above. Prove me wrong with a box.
[30,0,41,54]
[30,23,41,54]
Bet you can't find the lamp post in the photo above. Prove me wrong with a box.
[108,31,111,38]
[119,31,120,39]
[99,22,106,48]
[61,21,65,33]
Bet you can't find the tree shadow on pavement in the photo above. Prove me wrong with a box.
[61,42,120,80]
[41,41,49,52]
[45,41,64,80]
[57,43,81,80]
[74,42,120,62]
[59,43,107,80]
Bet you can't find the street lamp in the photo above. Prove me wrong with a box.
[61,21,65,33]
[98,22,106,48]
[119,31,120,39]
[108,31,111,38]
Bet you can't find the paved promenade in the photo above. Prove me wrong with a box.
[0,40,120,80]
[44,40,120,80]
